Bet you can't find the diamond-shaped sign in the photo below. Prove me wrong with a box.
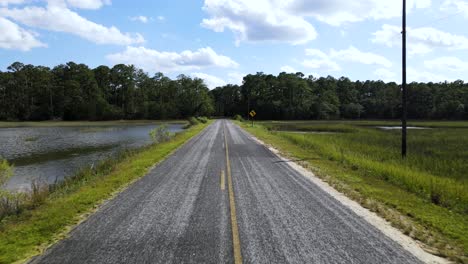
[249,110,256,118]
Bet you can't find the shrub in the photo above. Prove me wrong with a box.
[0,160,18,220]
[234,114,244,122]
[185,117,200,128]
[197,116,209,123]
[0,160,12,186]
[149,124,174,144]
[0,192,23,221]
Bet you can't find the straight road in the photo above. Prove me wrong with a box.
[32,120,421,264]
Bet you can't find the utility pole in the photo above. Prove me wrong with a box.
[402,0,408,158]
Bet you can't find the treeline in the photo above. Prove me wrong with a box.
[211,72,468,120]
[0,62,213,121]
[1,63,467,121]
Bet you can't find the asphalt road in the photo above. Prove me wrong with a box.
[31,120,421,264]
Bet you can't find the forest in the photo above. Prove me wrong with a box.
[212,72,468,120]
[1,62,467,121]
[0,62,214,121]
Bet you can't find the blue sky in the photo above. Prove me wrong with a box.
[1,0,468,88]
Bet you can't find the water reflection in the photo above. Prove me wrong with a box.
[0,124,184,191]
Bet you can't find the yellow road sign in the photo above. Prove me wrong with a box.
[249,110,256,118]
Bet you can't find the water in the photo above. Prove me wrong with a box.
[377,126,431,130]
[0,124,184,191]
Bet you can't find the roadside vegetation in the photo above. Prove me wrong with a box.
[238,120,468,262]
[0,122,210,264]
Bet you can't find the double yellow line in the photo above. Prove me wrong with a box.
[223,123,243,264]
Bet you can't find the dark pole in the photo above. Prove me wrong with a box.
[402,0,408,158]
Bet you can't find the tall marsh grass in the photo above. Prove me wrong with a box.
[0,151,134,221]
[270,122,468,213]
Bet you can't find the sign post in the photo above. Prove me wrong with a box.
[249,110,256,127]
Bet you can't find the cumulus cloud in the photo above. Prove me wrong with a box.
[0,17,46,51]
[330,46,392,67]
[0,4,144,45]
[372,24,468,55]
[191,72,227,89]
[424,56,468,72]
[0,0,25,6]
[201,0,431,44]
[441,0,468,17]
[0,0,143,50]
[227,72,245,85]
[302,46,391,72]
[106,46,239,73]
[280,65,297,73]
[407,67,453,82]
[130,15,149,23]
[374,68,396,82]
[201,0,317,45]
[66,0,111,10]
[302,50,341,71]
[287,0,431,26]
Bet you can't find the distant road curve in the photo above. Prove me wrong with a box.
[31,120,423,264]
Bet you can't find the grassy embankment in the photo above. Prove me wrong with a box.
[238,120,468,262]
[0,121,210,264]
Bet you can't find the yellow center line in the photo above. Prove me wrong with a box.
[224,123,243,264]
[220,170,225,191]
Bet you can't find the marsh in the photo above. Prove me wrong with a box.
[0,123,184,191]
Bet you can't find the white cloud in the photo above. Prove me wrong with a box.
[407,67,453,82]
[330,46,392,67]
[424,56,468,72]
[305,48,328,58]
[191,72,227,89]
[302,57,341,72]
[106,46,239,73]
[65,0,111,10]
[0,0,144,45]
[0,0,25,6]
[0,5,144,45]
[441,0,468,17]
[302,46,391,72]
[201,0,430,44]
[287,0,431,26]
[157,15,165,21]
[0,17,46,51]
[374,68,396,82]
[227,71,245,85]
[1,0,111,9]
[130,15,149,23]
[280,65,297,73]
[372,24,468,55]
[201,0,317,45]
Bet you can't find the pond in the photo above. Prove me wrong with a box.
[377,126,431,130]
[0,123,184,191]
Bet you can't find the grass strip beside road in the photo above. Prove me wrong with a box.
[237,121,468,263]
[0,122,210,264]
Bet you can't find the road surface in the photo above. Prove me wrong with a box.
[31,120,421,264]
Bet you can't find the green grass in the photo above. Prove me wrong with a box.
[239,120,468,262]
[0,122,210,264]
[0,120,187,128]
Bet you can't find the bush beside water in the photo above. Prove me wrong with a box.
[149,125,174,144]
